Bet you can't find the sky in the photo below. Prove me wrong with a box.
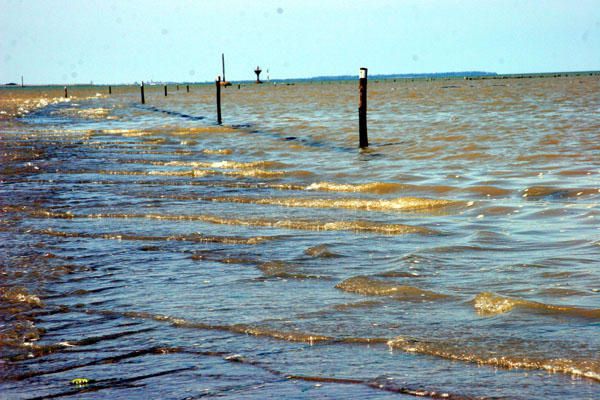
[1,0,599,84]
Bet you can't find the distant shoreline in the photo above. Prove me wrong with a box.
[3,70,599,87]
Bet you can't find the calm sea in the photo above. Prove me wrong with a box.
[1,77,599,399]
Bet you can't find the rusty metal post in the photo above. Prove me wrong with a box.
[358,67,368,148]
[186,84,189,93]
[64,86,68,98]
[216,76,222,124]
[108,85,112,95]
[140,82,145,104]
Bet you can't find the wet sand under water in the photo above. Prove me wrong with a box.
[1,77,599,399]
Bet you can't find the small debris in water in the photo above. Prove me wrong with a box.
[70,378,92,386]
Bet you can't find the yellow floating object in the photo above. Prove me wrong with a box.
[70,378,90,385]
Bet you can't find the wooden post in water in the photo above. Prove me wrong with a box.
[186,84,189,93]
[164,85,168,97]
[108,85,112,95]
[216,76,222,124]
[64,86,68,98]
[140,82,145,104]
[358,67,368,148]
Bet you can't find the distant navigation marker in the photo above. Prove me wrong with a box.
[254,66,263,84]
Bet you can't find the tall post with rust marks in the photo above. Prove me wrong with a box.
[186,84,189,93]
[358,67,368,148]
[140,82,145,104]
[108,85,112,95]
[64,86,68,98]
[216,76,222,124]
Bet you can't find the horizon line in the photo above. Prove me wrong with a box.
[3,69,600,87]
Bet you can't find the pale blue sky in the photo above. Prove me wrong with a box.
[1,0,599,84]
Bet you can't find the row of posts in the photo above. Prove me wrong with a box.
[80,68,370,148]
[138,83,190,104]
[63,83,188,100]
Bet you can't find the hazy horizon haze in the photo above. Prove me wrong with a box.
[1,0,599,85]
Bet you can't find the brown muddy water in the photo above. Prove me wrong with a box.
[0,77,599,399]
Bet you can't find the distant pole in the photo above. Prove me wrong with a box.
[177,84,179,91]
[164,85,167,97]
[140,82,145,104]
[358,67,368,148]
[21,76,24,88]
[222,53,226,82]
[108,85,112,95]
[64,86,68,98]
[186,84,189,93]
[216,75,222,124]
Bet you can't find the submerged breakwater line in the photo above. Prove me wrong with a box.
[1,77,599,399]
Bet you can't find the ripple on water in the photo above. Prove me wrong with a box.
[335,276,450,301]
[471,292,600,319]
[2,79,600,398]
